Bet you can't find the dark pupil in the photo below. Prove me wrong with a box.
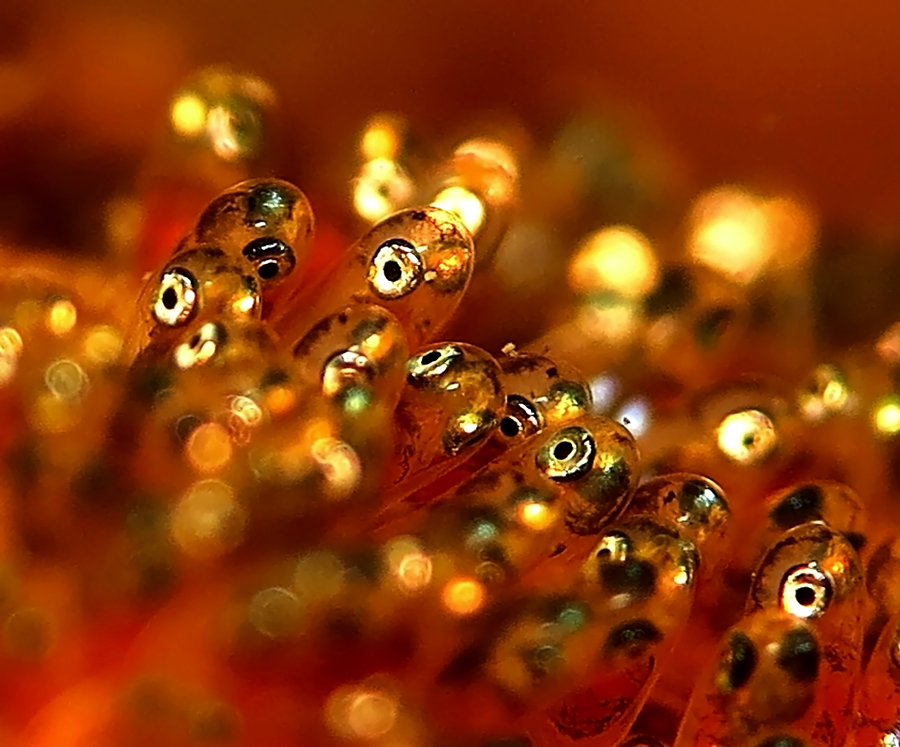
[241,237,295,276]
[725,631,757,690]
[421,349,441,365]
[795,586,816,606]
[553,440,575,460]
[777,627,819,681]
[258,259,280,280]
[162,286,179,310]
[500,417,521,438]
[383,259,403,282]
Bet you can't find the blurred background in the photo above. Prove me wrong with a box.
[2,0,900,346]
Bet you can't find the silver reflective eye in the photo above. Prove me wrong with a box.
[780,564,832,619]
[498,395,542,441]
[407,344,462,383]
[153,269,198,327]
[242,237,296,286]
[536,426,596,481]
[173,322,223,369]
[716,408,778,466]
[368,239,423,299]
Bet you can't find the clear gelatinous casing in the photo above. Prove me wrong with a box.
[646,379,803,576]
[533,415,641,536]
[117,317,276,518]
[160,313,280,379]
[417,516,691,740]
[674,609,844,747]
[178,178,315,304]
[426,137,519,269]
[392,407,638,547]
[379,415,642,689]
[415,482,563,591]
[743,523,863,746]
[119,313,393,558]
[241,396,395,538]
[473,413,640,544]
[392,346,590,517]
[396,421,620,618]
[113,316,284,500]
[380,343,504,506]
[272,206,474,351]
[746,522,864,633]
[522,517,699,747]
[122,322,398,568]
[855,613,900,744]
[128,246,261,363]
[290,304,410,412]
[763,481,867,556]
[494,349,593,447]
[619,473,731,739]
[626,473,730,559]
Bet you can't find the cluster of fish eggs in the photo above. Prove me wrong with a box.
[5,70,900,747]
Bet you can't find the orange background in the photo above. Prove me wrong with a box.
[1,0,899,245]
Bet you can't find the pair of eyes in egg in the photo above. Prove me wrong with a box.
[151,236,295,327]
[152,238,422,328]
[720,623,820,692]
[407,344,599,475]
